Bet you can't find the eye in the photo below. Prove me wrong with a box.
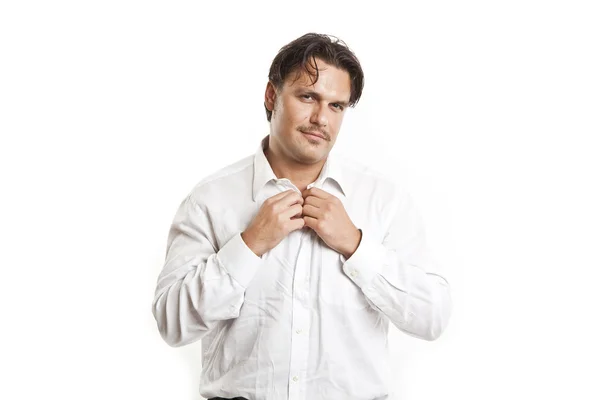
[332,103,344,111]
[301,94,313,100]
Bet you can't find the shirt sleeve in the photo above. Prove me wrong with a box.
[151,194,264,347]
[339,186,452,341]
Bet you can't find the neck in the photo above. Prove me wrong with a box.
[264,137,326,192]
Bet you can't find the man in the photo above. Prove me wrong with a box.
[152,33,451,400]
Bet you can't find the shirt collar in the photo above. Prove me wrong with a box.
[252,134,348,202]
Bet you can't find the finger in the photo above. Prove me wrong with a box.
[302,187,330,200]
[302,204,321,219]
[283,203,303,219]
[290,217,305,231]
[303,215,318,230]
[269,189,301,204]
[270,189,296,201]
[303,195,325,208]
[275,190,304,207]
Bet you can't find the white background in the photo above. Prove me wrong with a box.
[1,1,599,399]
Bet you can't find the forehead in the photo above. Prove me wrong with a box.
[283,58,351,98]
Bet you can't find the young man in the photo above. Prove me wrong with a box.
[152,33,451,400]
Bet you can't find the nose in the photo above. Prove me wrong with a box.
[309,102,328,127]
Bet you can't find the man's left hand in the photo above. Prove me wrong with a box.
[301,187,362,259]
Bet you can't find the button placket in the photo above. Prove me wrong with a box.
[288,218,312,400]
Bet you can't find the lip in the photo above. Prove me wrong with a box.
[301,131,326,140]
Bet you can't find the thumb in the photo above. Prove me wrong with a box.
[303,215,318,231]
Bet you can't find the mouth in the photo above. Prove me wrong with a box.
[301,130,326,141]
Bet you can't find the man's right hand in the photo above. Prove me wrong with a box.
[241,189,305,257]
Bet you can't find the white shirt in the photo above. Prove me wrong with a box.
[152,134,451,400]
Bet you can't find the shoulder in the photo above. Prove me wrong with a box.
[337,152,402,201]
[186,154,254,207]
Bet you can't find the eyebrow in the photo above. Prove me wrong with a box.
[297,90,350,108]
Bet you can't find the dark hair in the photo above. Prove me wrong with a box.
[265,33,364,122]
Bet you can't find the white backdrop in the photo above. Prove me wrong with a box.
[1,1,599,399]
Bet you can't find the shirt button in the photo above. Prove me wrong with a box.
[296,329,303,334]
[350,270,358,277]
[292,376,299,382]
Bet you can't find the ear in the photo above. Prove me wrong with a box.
[264,81,277,112]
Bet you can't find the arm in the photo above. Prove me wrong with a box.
[151,195,263,347]
[340,188,452,341]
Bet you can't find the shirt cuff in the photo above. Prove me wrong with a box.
[217,232,264,288]
[339,228,386,290]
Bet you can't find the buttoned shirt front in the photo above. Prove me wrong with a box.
[152,134,451,400]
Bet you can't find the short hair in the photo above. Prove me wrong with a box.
[265,33,364,122]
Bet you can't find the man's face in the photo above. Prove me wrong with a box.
[265,58,351,164]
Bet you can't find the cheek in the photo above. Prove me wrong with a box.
[285,102,310,124]
[329,113,344,129]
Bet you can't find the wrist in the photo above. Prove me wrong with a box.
[342,228,362,259]
[241,230,265,257]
